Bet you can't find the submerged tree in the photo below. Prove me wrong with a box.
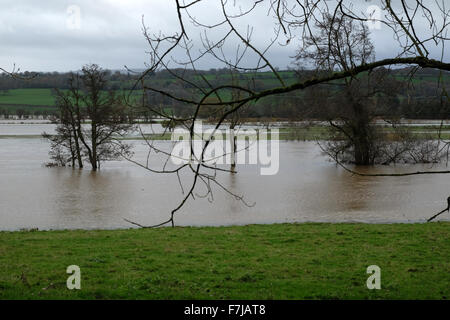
[78,64,134,171]
[296,13,381,165]
[294,13,443,165]
[44,78,84,168]
[44,64,134,170]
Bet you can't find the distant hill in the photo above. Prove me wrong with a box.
[0,67,448,119]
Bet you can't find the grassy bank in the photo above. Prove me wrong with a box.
[0,223,449,300]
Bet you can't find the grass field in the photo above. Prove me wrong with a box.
[0,222,449,300]
[0,89,141,112]
[0,89,56,106]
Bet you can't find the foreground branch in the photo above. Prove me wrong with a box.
[427,197,450,222]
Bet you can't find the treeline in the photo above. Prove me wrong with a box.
[0,70,138,91]
[0,107,53,119]
[0,67,448,120]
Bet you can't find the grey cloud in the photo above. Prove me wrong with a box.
[0,0,447,72]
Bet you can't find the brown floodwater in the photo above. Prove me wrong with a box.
[0,136,449,231]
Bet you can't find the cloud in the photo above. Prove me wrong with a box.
[0,0,447,72]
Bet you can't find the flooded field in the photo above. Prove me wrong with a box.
[1,122,449,231]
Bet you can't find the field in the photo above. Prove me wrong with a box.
[0,89,140,115]
[0,222,449,299]
[0,89,55,106]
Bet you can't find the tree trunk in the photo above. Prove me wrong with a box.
[71,123,83,169]
[69,137,76,168]
[230,126,237,171]
[354,138,371,165]
[91,121,98,171]
[351,100,372,165]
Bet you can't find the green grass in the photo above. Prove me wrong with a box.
[0,89,56,106]
[0,223,449,299]
[0,89,141,109]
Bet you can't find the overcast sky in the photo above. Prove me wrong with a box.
[0,0,447,72]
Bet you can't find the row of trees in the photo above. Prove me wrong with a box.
[0,108,59,119]
[0,69,138,91]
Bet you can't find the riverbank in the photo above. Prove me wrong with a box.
[0,222,449,299]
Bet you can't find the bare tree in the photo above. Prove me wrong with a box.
[123,0,450,227]
[296,12,383,165]
[45,76,85,168]
[78,64,134,171]
[44,64,134,170]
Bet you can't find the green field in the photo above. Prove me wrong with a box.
[0,89,56,106]
[0,222,449,299]
[0,89,141,113]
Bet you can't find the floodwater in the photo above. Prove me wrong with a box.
[0,119,280,136]
[0,122,449,231]
[1,118,450,136]
[0,121,167,136]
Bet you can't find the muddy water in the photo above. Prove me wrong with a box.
[0,122,166,136]
[0,135,449,231]
[0,121,270,136]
